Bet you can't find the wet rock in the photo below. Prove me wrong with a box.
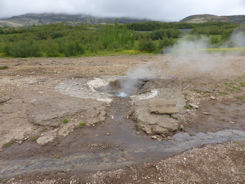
[180,124,184,131]
[142,125,152,135]
[152,125,168,135]
[132,100,179,137]
[157,120,179,131]
[189,103,199,109]
[149,99,178,115]
[151,135,163,141]
[37,130,57,145]
[203,112,210,115]
[58,124,75,137]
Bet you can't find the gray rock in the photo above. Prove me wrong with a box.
[149,99,179,115]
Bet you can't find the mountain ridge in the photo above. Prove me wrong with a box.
[1,13,245,27]
[181,14,245,23]
[0,13,152,27]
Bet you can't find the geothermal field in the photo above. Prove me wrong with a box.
[0,46,245,183]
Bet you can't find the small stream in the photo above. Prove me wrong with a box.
[1,98,245,178]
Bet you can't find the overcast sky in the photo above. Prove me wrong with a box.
[0,0,245,21]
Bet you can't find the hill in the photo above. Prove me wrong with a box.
[0,13,151,27]
[181,14,245,23]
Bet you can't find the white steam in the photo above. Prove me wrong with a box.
[166,36,210,57]
[165,36,225,75]
[121,28,245,93]
[163,29,245,79]
[119,64,155,96]
[229,31,245,47]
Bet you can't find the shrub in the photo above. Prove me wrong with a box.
[8,41,41,57]
[138,39,156,52]
[158,38,174,49]
[64,42,85,57]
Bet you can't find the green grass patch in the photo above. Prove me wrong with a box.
[79,121,86,127]
[31,136,39,142]
[0,52,6,57]
[231,86,241,92]
[62,119,69,124]
[0,65,8,70]
[240,83,245,87]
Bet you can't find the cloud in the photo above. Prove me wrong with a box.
[0,0,244,21]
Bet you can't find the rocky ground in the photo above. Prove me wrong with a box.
[0,54,245,183]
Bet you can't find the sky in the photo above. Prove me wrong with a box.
[0,0,245,21]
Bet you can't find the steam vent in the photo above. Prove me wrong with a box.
[56,76,186,138]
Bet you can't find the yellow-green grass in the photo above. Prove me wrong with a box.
[0,52,6,57]
[82,50,152,57]
[206,47,245,53]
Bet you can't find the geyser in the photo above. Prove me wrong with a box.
[96,78,150,98]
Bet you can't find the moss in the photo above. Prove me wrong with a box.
[79,121,86,127]
[62,119,69,124]
[2,141,14,148]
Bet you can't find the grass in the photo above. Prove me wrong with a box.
[206,47,245,53]
[240,83,245,87]
[184,105,193,110]
[31,136,39,142]
[234,141,244,146]
[0,65,8,70]
[223,81,242,93]
[2,141,14,148]
[235,95,245,101]
[0,52,6,57]
[81,49,151,57]
[62,119,69,124]
[183,92,188,100]
[79,121,86,127]
[219,91,228,95]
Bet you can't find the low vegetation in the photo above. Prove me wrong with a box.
[0,65,8,70]
[79,122,86,127]
[62,119,69,124]
[2,141,14,148]
[0,21,240,57]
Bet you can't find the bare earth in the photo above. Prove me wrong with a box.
[0,54,245,183]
